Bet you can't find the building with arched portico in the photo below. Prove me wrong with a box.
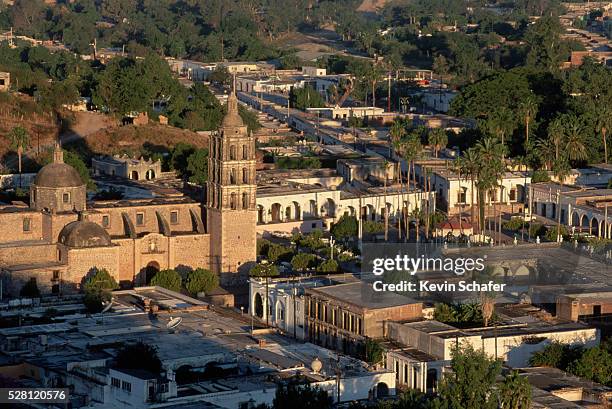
[530,183,612,239]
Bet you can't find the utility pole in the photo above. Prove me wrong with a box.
[556,189,562,242]
[387,71,392,112]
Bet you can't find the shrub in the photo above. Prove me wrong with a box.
[185,268,218,296]
[317,259,339,273]
[20,280,40,298]
[503,217,526,232]
[150,269,182,292]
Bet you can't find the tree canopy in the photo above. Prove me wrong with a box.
[150,269,182,292]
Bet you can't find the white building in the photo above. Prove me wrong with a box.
[256,169,434,236]
[530,183,612,238]
[386,319,599,369]
[417,166,531,216]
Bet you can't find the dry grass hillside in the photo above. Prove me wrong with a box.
[357,0,387,12]
[0,93,60,154]
[74,122,208,157]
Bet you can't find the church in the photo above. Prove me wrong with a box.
[0,89,257,297]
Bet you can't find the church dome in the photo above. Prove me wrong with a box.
[34,162,84,188]
[59,219,112,248]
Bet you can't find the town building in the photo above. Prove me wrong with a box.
[0,287,396,408]
[305,281,422,354]
[419,166,531,217]
[92,155,162,181]
[386,319,598,368]
[530,183,612,238]
[0,71,9,92]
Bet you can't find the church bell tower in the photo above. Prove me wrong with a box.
[207,81,257,282]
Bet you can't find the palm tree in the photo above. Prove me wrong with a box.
[428,128,448,158]
[389,118,406,158]
[547,116,564,162]
[563,115,588,162]
[595,105,611,164]
[380,160,391,242]
[485,107,514,156]
[249,262,279,327]
[9,126,30,188]
[475,137,505,235]
[519,95,538,147]
[535,138,556,170]
[459,148,481,234]
[411,207,423,242]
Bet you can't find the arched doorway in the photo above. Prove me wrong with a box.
[146,169,155,180]
[131,170,139,180]
[254,293,263,318]
[257,205,265,224]
[271,203,282,222]
[426,368,438,391]
[144,261,160,284]
[321,198,336,218]
[376,382,389,398]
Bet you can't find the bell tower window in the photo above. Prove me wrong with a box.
[63,192,70,203]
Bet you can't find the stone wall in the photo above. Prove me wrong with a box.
[66,246,120,287]
[0,210,43,243]
[31,185,86,213]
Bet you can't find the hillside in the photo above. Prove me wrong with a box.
[68,122,208,159]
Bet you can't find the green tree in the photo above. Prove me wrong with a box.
[428,128,448,158]
[186,148,209,185]
[330,215,358,241]
[437,344,502,409]
[150,269,182,292]
[434,303,458,323]
[498,370,532,409]
[290,253,316,273]
[289,85,325,110]
[267,244,294,263]
[185,268,218,296]
[116,341,162,375]
[82,268,118,293]
[82,268,117,313]
[569,346,612,387]
[364,338,384,365]
[317,259,338,273]
[9,126,29,176]
[529,342,583,370]
[272,382,332,409]
[20,279,40,298]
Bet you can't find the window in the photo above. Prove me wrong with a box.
[230,193,237,210]
[242,144,248,159]
[509,188,517,201]
[242,192,249,209]
[170,211,178,224]
[52,270,60,280]
[121,381,132,392]
[136,213,144,226]
[23,218,31,232]
[111,378,120,388]
[102,215,110,228]
[457,189,466,204]
[230,145,237,160]
[63,192,70,203]
[242,168,248,183]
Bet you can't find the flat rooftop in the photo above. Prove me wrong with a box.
[307,281,420,310]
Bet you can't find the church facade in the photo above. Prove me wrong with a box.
[0,89,256,297]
